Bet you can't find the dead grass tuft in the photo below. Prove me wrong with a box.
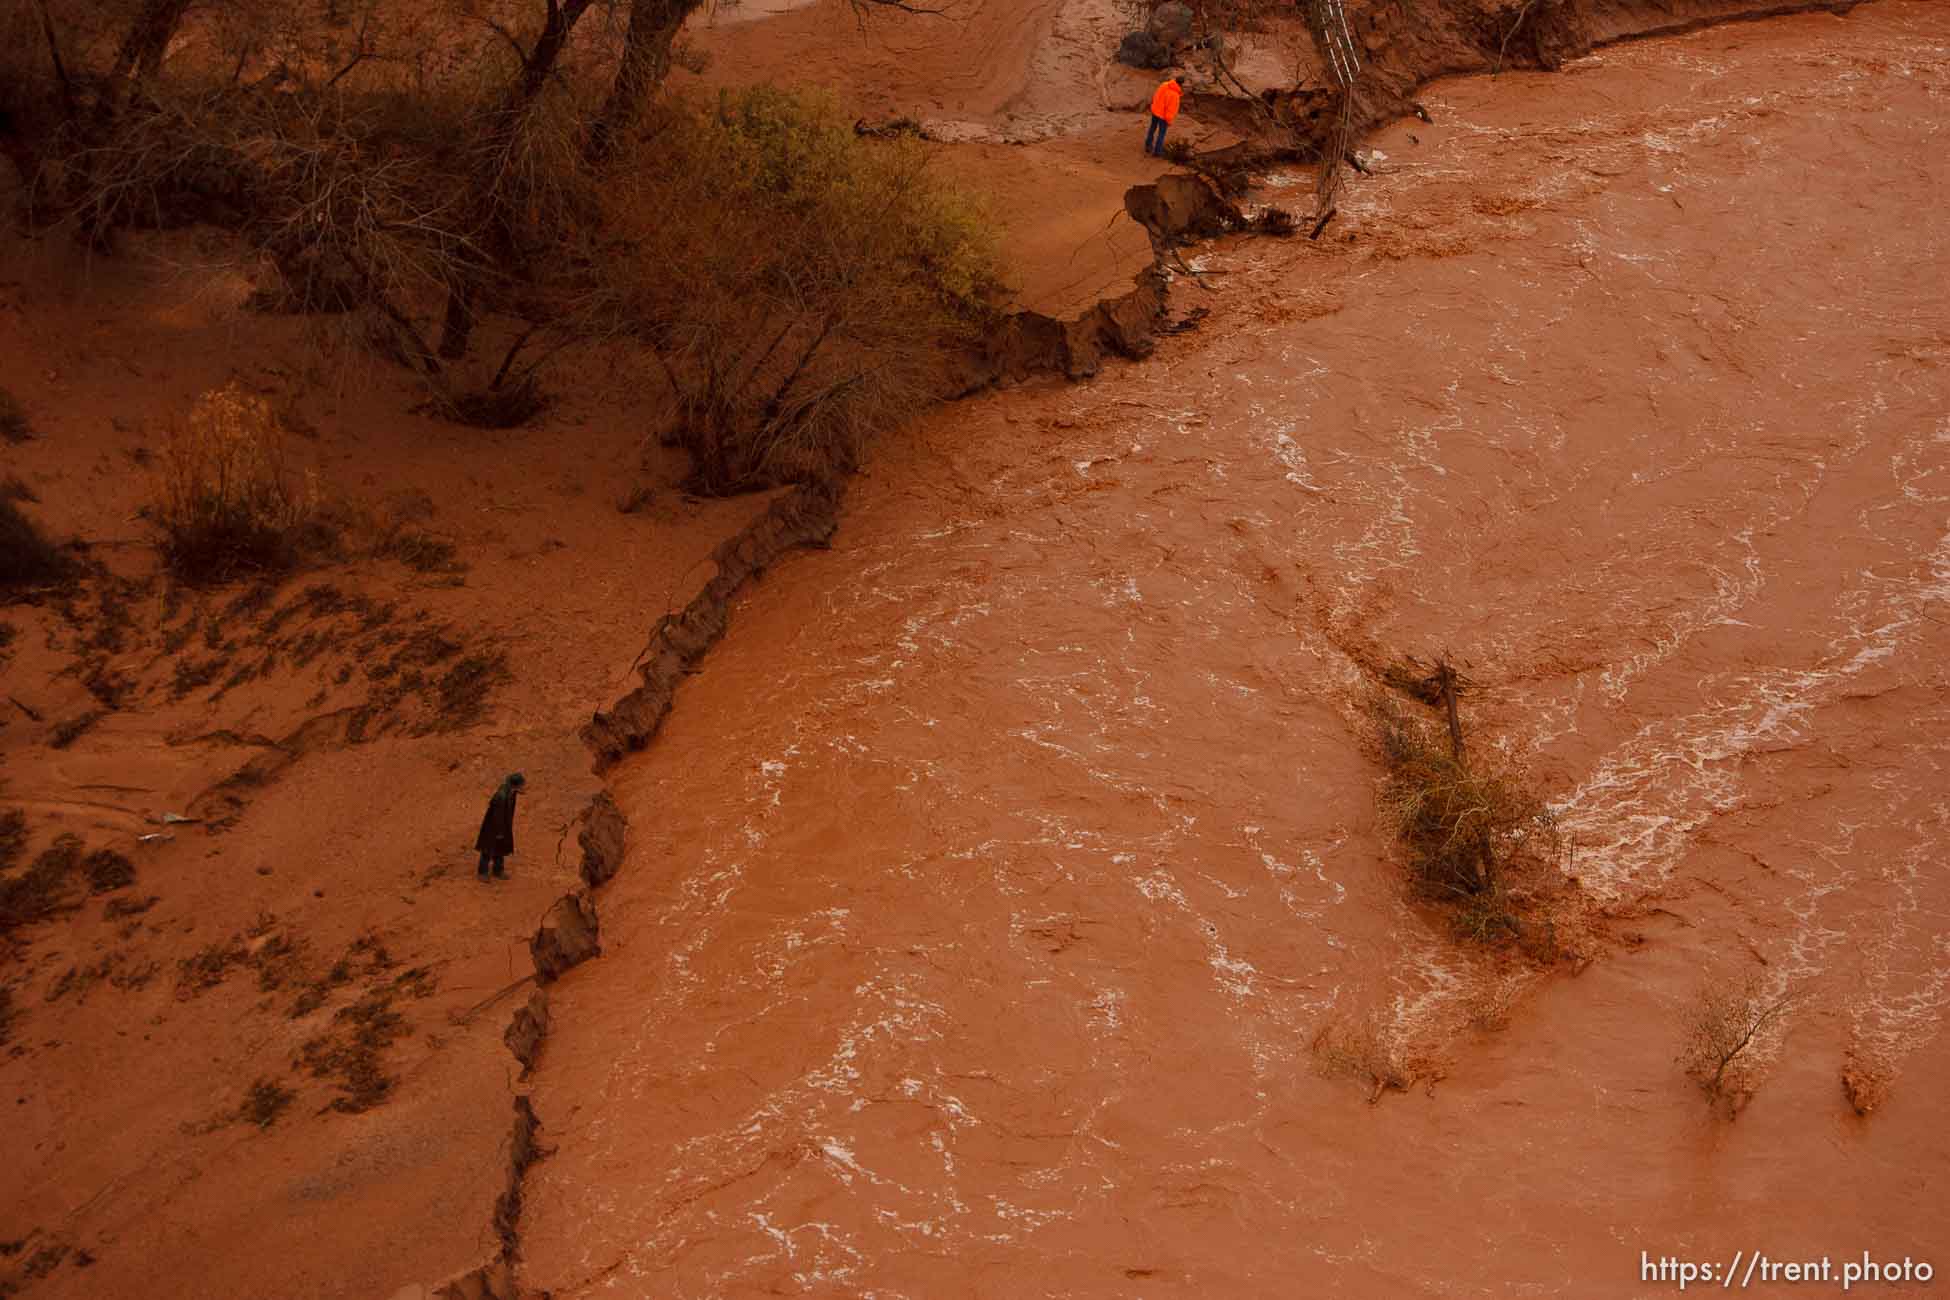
[102,894,158,921]
[153,383,326,582]
[82,849,135,894]
[0,835,85,936]
[176,936,250,998]
[238,1077,296,1129]
[0,389,28,443]
[432,651,511,730]
[297,987,406,1113]
[380,532,464,575]
[0,811,26,871]
[0,497,72,596]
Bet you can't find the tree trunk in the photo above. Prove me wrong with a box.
[441,0,598,362]
[107,0,195,90]
[587,0,701,160]
[514,0,599,108]
[0,112,39,192]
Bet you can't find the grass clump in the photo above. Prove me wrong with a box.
[382,533,462,574]
[82,849,135,893]
[102,894,158,921]
[0,834,85,937]
[0,811,26,870]
[153,383,324,582]
[0,389,28,443]
[176,936,250,997]
[48,710,107,750]
[239,1077,296,1129]
[0,497,71,597]
[298,988,406,1113]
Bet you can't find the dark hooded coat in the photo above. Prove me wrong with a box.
[476,778,521,857]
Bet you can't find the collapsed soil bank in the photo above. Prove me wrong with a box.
[432,1,1908,1293]
[511,2,1950,1292]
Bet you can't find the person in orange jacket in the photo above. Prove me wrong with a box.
[1145,75,1182,157]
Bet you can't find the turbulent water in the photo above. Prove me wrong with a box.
[523,6,1950,1295]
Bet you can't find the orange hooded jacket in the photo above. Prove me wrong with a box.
[1150,79,1183,123]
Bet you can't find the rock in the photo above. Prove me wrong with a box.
[1116,30,1170,70]
[1149,1,1195,46]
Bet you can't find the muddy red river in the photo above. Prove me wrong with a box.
[521,6,1950,1295]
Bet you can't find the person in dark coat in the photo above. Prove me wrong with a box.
[476,772,525,880]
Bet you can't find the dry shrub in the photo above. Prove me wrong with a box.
[48,709,107,749]
[154,382,324,581]
[1310,1011,1430,1103]
[0,496,72,596]
[0,834,85,936]
[1678,972,1798,1116]
[82,848,135,893]
[0,811,25,870]
[0,389,29,443]
[590,86,1001,495]
[1366,690,1559,919]
[239,1077,296,1129]
[296,973,431,1113]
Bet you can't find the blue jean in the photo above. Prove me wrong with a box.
[1145,114,1169,156]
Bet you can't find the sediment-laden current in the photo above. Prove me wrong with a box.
[523,6,1950,1294]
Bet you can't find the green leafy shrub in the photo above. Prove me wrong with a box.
[590,86,1002,494]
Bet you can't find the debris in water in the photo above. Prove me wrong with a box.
[1163,308,1211,335]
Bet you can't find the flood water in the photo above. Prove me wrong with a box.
[522,6,1950,1294]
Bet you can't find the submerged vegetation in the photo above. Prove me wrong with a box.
[1365,656,1564,952]
[1678,973,1800,1117]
